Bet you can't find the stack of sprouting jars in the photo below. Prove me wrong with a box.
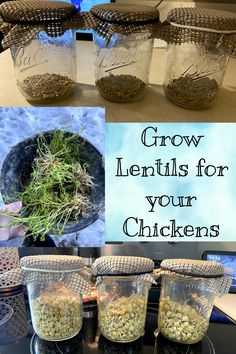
[2,254,231,345]
[0,2,235,107]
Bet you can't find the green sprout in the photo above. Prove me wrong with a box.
[9,130,94,241]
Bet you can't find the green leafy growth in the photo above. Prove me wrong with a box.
[10,130,94,241]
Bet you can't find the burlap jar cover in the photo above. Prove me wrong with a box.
[156,8,236,58]
[0,0,85,49]
[154,258,232,294]
[92,256,156,285]
[81,3,160,41]
[20,255,91,294]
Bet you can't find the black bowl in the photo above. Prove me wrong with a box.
[0,130,105,235]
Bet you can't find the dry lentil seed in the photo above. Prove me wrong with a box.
[96,74,146,102]
[18,73,75,101]
[165,76,219,109]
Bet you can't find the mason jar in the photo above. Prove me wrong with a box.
[0,0,78,102]
[163,43,230,109]
[94,32,154,102]
[158,274,215,344]
[97,276,150,342]
[28,281,83,341]
[90,3,159,102]
[11,30,76,102]
[157,8,236,110]
[21,255,91,341]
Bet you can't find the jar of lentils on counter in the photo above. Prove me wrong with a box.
[157,8,236,109]
[21,255,91,341]
[87,3,159,102]
[156,259,232,344]
[92,256,155,343]
[0,0,80,102]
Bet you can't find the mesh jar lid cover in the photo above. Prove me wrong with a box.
[92,256,156,285]
[92,256,154,275]
[20,255,91,294]
[155,258,232,295]
[20,255,85,272]
[0,1,77,23]
[160,258,224,277]
[0,0,84,49]
[166,8,236,32]
[156,7,236,58]
[91,4,159,24]
[83,3,160,41]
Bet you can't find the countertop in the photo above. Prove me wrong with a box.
[0,41,236,122]
[0,286,235,354]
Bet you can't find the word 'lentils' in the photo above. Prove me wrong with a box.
[96,74,146,102]
[19,73,75,100]
[165,76,219,109]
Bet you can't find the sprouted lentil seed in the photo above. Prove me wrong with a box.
[32,284,82,341]
[158,296,209,344]
[18,73,75,101]
[165,76,219,109]
[96,74,146,102]
[98,294,147,342]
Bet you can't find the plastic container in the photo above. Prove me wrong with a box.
[97,276,150,342]
[158,274,214,344]
[91,3,159,102]
[164,43,229,109]
[11,30,76,102]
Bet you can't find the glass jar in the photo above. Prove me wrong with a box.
[94,32,154,103]
[97,276,150,343]
[11,30,76,102]
[158,274,215,344]
[27,282,83,341]
[163,43,230,109]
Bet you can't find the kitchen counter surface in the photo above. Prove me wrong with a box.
[0,41,236,122]
[0,286,235,354]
